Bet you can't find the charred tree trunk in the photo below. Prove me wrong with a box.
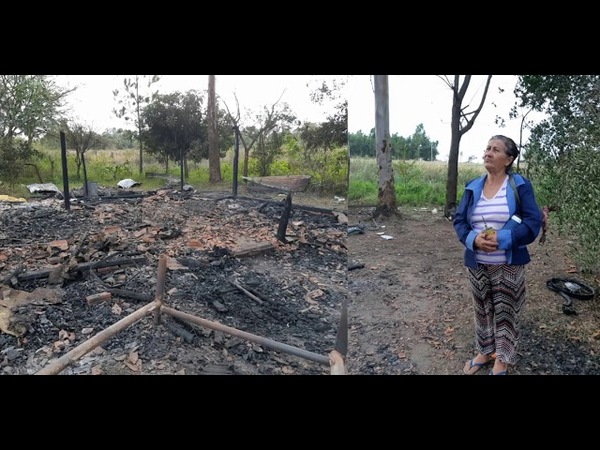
[276,192,292,242]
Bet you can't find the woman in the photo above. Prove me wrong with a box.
[453,135,542,375]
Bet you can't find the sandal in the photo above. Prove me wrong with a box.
[489,363,508,375]
[463,358,491,375]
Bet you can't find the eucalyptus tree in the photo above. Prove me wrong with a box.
[112,75,160,175]
[207,75,221,183]
[373,75,397,218]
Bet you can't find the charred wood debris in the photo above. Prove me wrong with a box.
[0,187,348,375]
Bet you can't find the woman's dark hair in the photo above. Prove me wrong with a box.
[490,134,519,173]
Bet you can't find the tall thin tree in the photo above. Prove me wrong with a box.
[373,75,397,218]
[442,75,492,218]
[208,75,221,183]
[113,75,160,175]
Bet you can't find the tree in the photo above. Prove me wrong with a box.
[0,75,72,143]
[302,77,348,151]
[221,94,296,177]
[373,75,397,218]
[207,75,221,183]
[62,120,102,181]
[350,127,438,161]
[0,75,72,185]
[349,130,375,157]
[253,129,288,176]
[141,90,207,179]
[515,75,600,271]
[113,75,160,175]
[441,75,492,218]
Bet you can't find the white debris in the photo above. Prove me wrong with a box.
[117,179,141,189]
[26,183,60,194]
[564,282,580,292]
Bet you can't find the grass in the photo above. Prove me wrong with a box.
[349,157,485,207]
[0,148,231,197]
[1,147,348,200]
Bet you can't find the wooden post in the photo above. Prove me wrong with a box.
[60,131,70,211]
[276,192,292,243]
[232,126,239,198]
[153,254,167,325]
[35,300,161,375]
[329,349,347,375]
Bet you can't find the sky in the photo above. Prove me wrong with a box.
[348,75,546,163]
[54,75,346,132]
[53,75,545,164]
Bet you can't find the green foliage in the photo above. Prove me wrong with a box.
[316,145,348,195]
[0,75,72,184]
[348,130,374,157]
[89,158,134,181]
[0,75,72,143]
[99,128,137,150]
[113,75,161,128]
[556,147,600,272]
[527,145,600,272]
[349,128,439,160]
[142,91,206,164]
[300,100,347,151]
[253,130,286,176]
[304,77,348,150]
[220,161,234,182]
[141,90,233,167]
[269,159,293,175]
[349,157,484,207]
[0,138,41,187]
[246,158,260,176]
[348,179,378,204]
[516,74,600,272]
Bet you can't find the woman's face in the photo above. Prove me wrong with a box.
[484,139,513,174]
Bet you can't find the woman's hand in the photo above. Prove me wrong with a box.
[475,231,498,252]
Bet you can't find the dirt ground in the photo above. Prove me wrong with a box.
[346,206,600,375]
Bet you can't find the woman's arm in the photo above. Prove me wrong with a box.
[496,178,543,250]
[453,189,479,251]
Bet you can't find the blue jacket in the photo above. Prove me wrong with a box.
[453,173,542,269]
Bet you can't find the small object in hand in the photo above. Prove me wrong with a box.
[482,216,496,235]
[483,227,496,236]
